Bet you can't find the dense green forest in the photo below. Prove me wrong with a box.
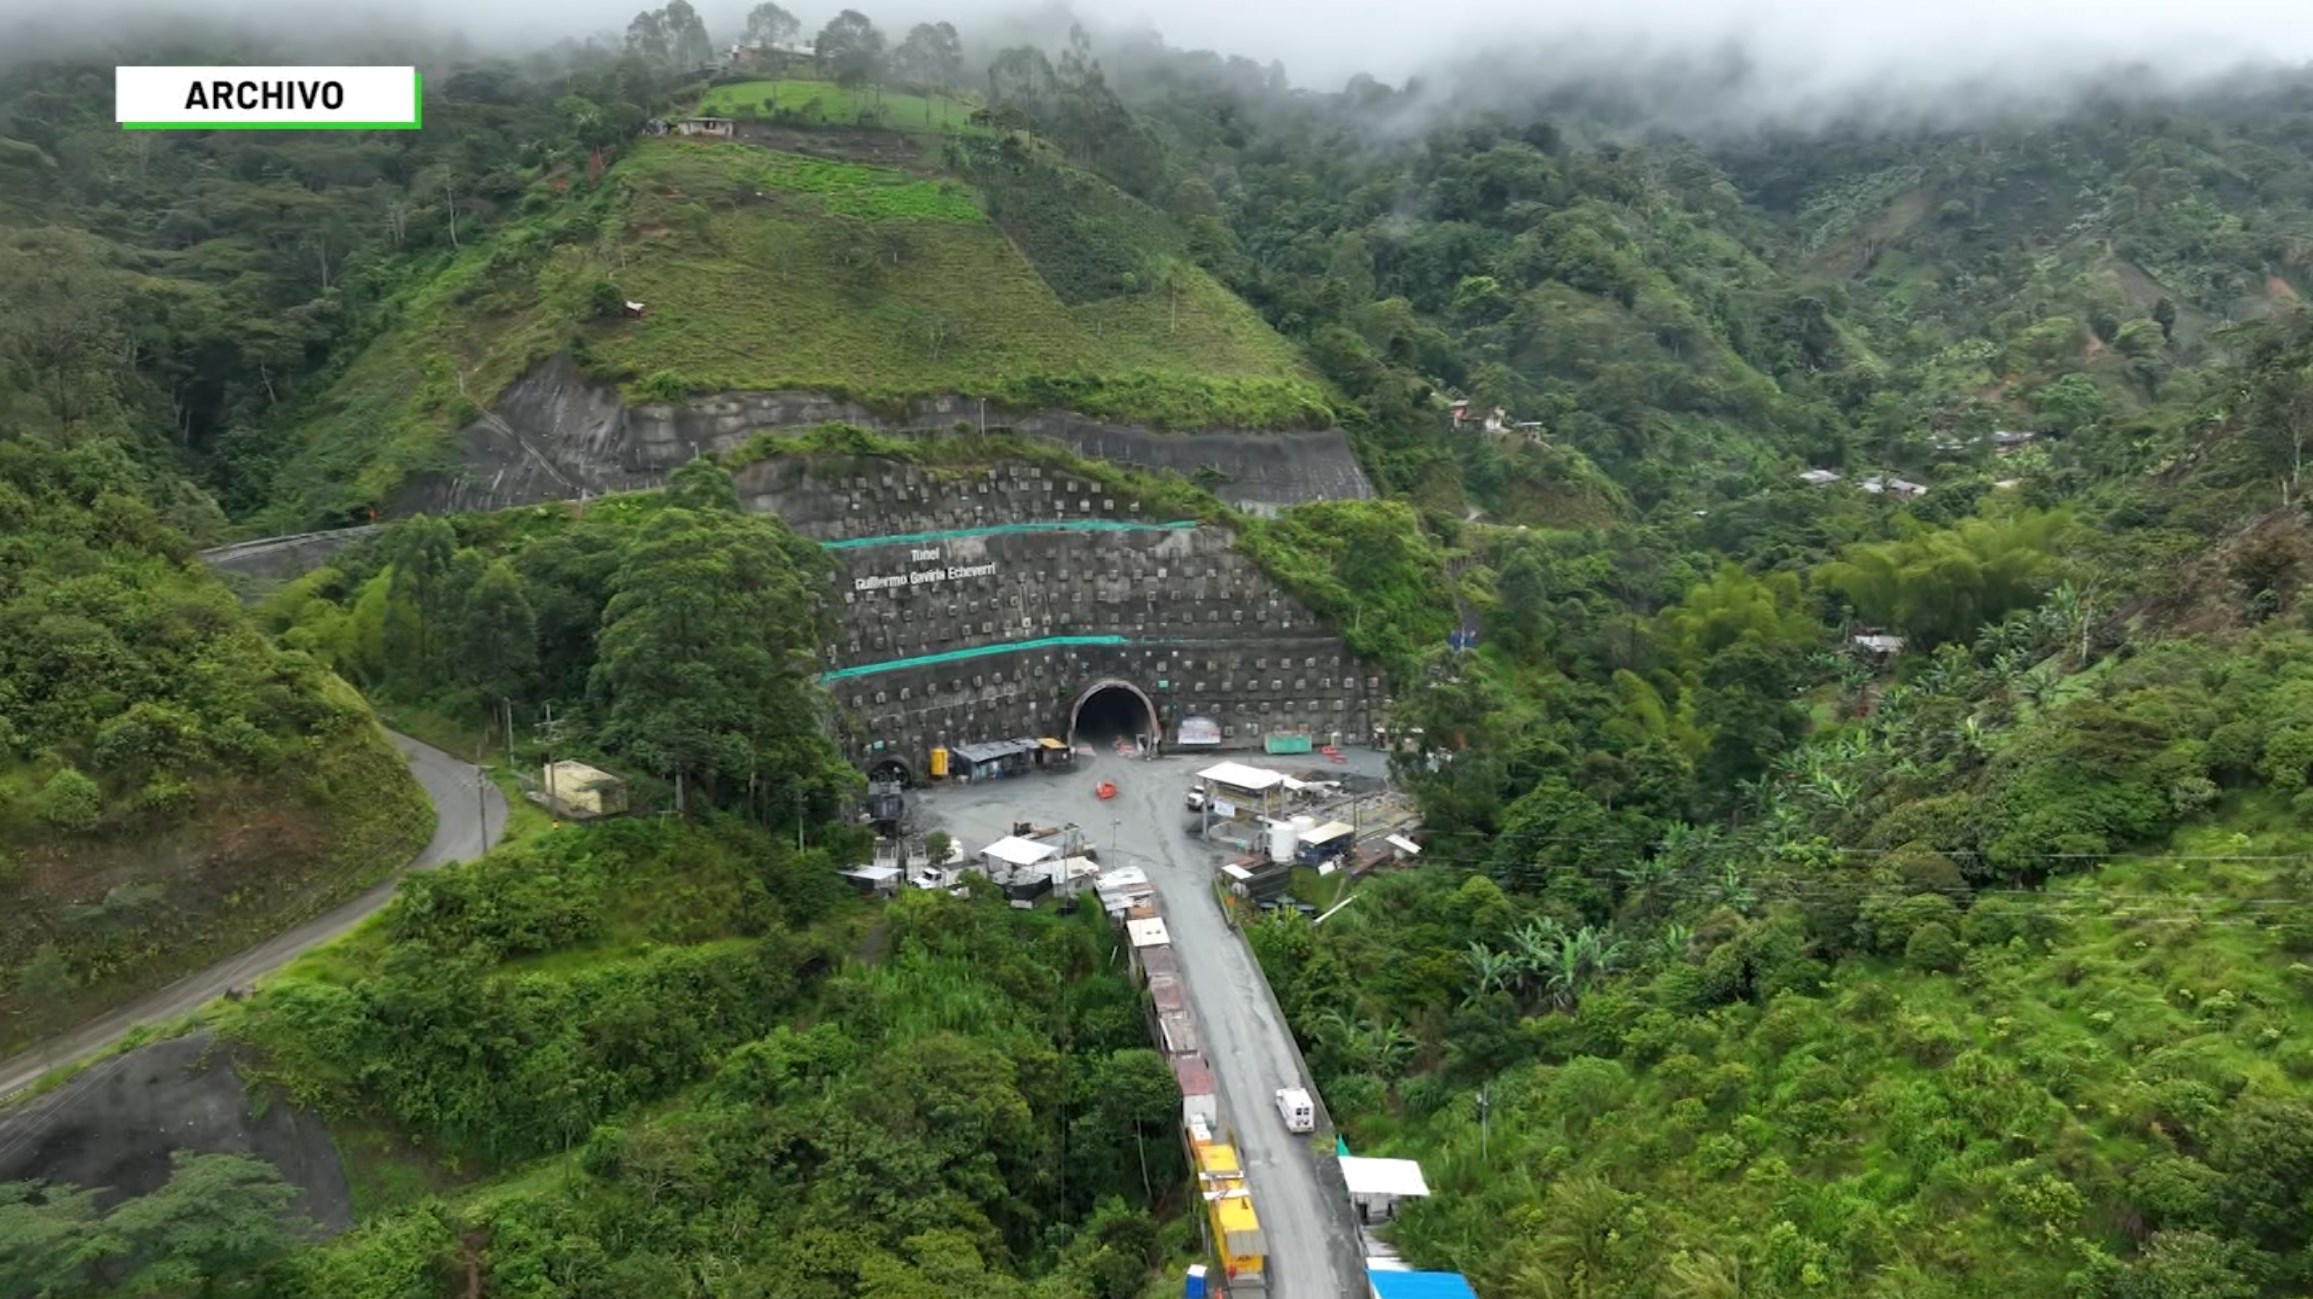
[13,4,2313,1298]
[5,817,1186,1298]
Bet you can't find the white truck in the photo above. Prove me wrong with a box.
[1274,1086,1314,1133]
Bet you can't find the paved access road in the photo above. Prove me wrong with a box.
[0,732,505,1102]
[923,750,1385,1299]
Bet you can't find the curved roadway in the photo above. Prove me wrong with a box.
[0,732,505,1102]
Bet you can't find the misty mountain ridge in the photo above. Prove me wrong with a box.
[14,9,2313,1299]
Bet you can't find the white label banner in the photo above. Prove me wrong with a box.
[117,67,421,129]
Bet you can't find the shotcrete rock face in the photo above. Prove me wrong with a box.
[386,357,1377,519]
[204,451,1387,772]
[783,461,1383,767]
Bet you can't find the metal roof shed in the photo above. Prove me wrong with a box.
[1367,1272,1479,1299]
[1148,971,1188,1014]
[1157,1007,1200,1056]
[1341,1157,1431,1199]
[1127,917,1172,948]
[981,835,1060,868]
[1142,946,1182,986]
[1198,761,1287,792]
[1342,1156,1431,1225]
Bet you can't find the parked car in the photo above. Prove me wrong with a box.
[1185,787,1207,812]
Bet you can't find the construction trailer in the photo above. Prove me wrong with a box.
[1187,1115,1268,1294]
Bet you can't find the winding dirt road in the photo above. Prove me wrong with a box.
[0,731,505,1102]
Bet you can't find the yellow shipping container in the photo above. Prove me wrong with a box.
[1192,1139,1265,1286]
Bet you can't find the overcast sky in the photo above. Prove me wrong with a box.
[17,0,2313,127]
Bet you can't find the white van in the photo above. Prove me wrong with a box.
[1274,1087,1314,1133]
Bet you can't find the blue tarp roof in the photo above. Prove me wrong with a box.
[1368,1272,1479,1299]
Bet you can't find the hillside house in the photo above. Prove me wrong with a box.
[1851,631,1906,660]
[1798,468,1844,487]
[1991,429,2043,455]
[676,116,735,138]
[1448,399,1508,433]
[1860,474,1928,499]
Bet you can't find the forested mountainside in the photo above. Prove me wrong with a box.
[13,4,2313,1297]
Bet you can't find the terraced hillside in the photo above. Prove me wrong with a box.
[266,132,1337,529]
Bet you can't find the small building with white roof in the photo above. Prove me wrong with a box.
[1340,1155,1432,1225]
[1197,761,1290,816]
[980,835,1060,870]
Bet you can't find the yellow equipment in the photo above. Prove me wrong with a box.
[928,746,948,779]
[1188,1117,1266,1289]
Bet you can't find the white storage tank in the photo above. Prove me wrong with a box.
[1266,818,1297,865]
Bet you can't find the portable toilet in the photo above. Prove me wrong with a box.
[1184,1264,1208,1299]
[928,746,949,780]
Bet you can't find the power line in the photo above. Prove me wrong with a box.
[1410,822,2313,866]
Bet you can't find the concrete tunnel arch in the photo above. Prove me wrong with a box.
[1067,677,1159,751]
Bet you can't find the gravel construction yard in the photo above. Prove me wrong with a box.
[917,745,1392,1299]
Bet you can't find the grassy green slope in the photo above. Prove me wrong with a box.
[269,134,1332,527]
[700,77,987,134]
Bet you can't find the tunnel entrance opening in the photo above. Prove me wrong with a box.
[1069,679,1157,753]
[867,758,912,789]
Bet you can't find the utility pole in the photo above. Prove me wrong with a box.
[1476,1086,1491,1160]
[541,702,557,817]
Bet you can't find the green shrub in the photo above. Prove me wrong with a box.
[1860,891,1960,954]
[1904,921,1962,972]
[37,767,101,832]
[1959,895,2054,948]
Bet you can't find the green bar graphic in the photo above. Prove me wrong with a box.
[822,519,1197,550]
[820,635,1131,682]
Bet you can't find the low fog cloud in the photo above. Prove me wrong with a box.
[15,0,2313,132]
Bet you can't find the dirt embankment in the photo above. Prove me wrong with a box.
[0,1032,353,1233]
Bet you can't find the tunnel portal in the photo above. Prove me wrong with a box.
[1069,678,1158,751]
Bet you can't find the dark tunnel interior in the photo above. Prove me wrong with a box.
[1072,684,1155,745]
